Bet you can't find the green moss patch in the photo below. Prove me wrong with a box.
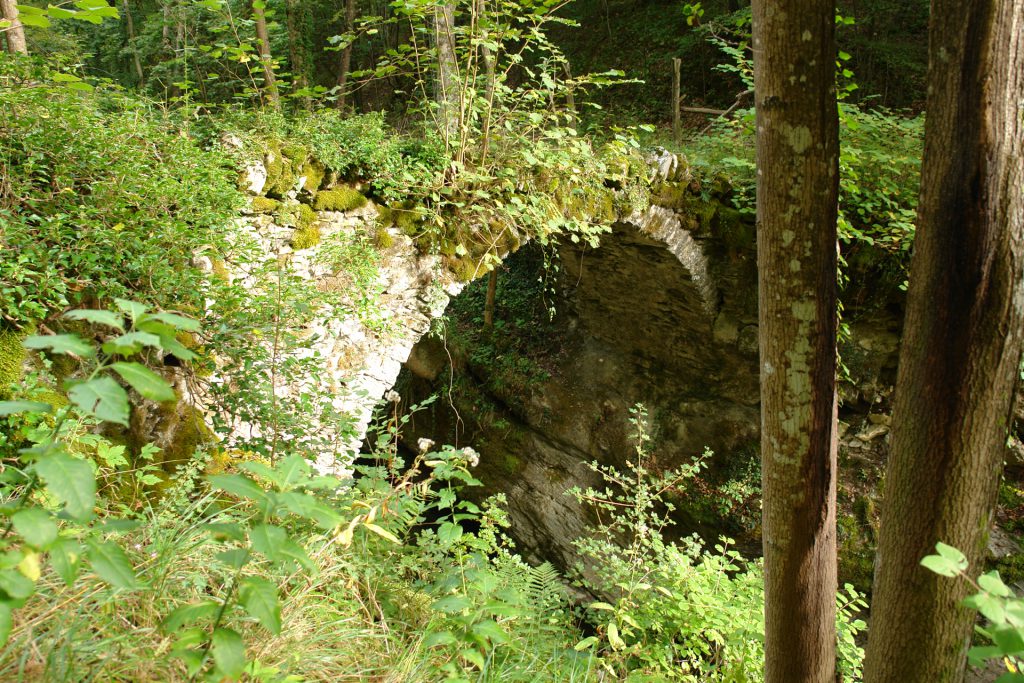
[0,329,27,400]
[373,226,394,249]
[251,196,280,213]
[299,158,326,194]
[313,186,367,212]
[292,224,322,250]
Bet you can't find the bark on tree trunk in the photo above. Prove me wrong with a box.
[863,1,1024,680]
[433,1,458,148]
[336,0,356,110]
[483,269,497,330]
[285,0,309,109]
[123,0,145,85]
[751,0,840,680]
[1,0,28,55]
[253,0,280,109]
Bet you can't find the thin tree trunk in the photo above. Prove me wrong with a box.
[672,57,681,144]
[336,0,356,110]
[285,0,309,109]
[1,0,28,55]
[483,269,497,330]
[752,0,840,680]
[433,1,458,148]
[477,0,496,163]
[863,1,1024,680]
[122,0,145,85]
[253,0,280,109]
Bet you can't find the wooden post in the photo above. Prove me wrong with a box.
[672,58,681,144]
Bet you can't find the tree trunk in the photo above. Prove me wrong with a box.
[285,0,309,109]
[483,269,497,330]
[751,0,840,680]
[863,1,1024,680]
[122,0,145,85]
[672,57,681,144]
[1,0,28,55]
[336,0,356,110]
[433,1,458,148]
[253,0,280,109]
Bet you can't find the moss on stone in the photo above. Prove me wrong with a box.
[292,224,322,250]
[313,186,367,212]
[297,203,317,231]
[375,205,394,227]
[299,158,326,193]
[262,140,285,196]
[251,196,280,213]
[374,226,394,249]
[0,328,27,400]
[447,255,483,282]
[158,403,214,473]
[391,201,424,236]
[210,258,231,282]
[262,139,309,198]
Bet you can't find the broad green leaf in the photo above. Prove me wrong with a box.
[17,11,51,26]
[607,621,625,650]
[965,592,1006,623]
[35,453,96,520]
[214,548,250,569]
[148,312,200,332]
[0,567,35,599]
[68,376,129,425]
[588,601,614,611]
[208,474,266,501]
[920,554,961,577]
[11,509,58,550]
[162,600,219,633]
[63,309,124,331]
[49,539,82,586]
[249,524,287,562]
[238,461,279,485]
[432,594,471,613]
[0,603,10,646]
[991,626,1024,655]
[437,521,462,545]
[574,635,598,651]
[101,331,162,355]
[110,362,175,402]
[211,627,246,679]
[46,5,77,19]
[23,334,94,357]
[979,571,1012,597]
[471,618,509,644]
[113,298,148,320]
[0,401,51,417]
[461,648,485,669]
[423,631,456,647]
[239,576,281,635]
[922,542,968,577]
[86,539,139,590]
[275,453,310,487]
[936,542,968,564]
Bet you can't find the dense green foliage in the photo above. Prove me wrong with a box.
[3,0,1015,678]
[0,80,241,327]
